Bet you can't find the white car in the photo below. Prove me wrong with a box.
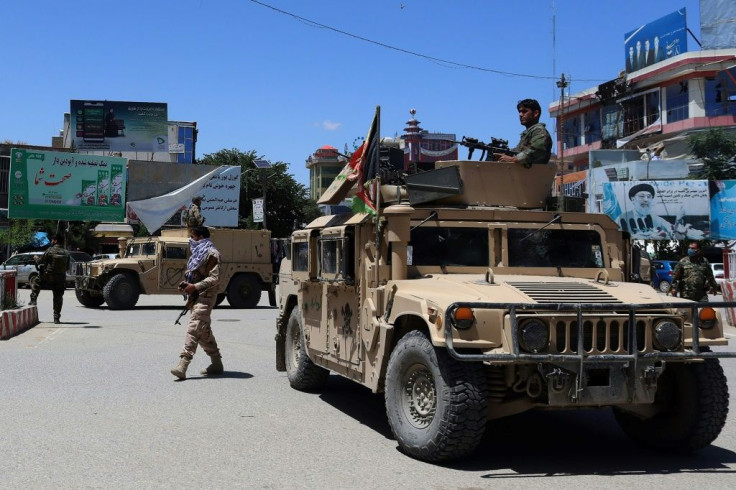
[0,252,43,288]
[92,253,120,261]
[711,262,725,287]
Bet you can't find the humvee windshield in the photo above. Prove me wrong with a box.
[410,227,488,267]
[127,242,157,257]
[507,228,604,268]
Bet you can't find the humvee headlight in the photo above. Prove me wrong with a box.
[518,319,549,353]
[451,307,474,330]
[698,307,717,330]
[653,320,681,351]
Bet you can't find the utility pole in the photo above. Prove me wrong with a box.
[556,73,569,211]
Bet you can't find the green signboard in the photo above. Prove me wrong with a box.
[8,149,127,221]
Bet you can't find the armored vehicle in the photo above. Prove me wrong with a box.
[276,158,734,462]
[75,228,277,309]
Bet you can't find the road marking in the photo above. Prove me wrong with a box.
[29,326,66,348]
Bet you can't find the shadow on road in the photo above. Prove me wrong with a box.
[317,376,736,474]
[174,371,254,382]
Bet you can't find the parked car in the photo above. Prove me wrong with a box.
[0,252,44,288]
[651,259,679,293]
[711,262,725,288]
[92,253,120,261]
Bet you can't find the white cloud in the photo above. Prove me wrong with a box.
[321,120,342,131]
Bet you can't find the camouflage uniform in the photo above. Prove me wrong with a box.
[180,247,221,361]
[183,202,204,229]
[670,255,718,301]
[30,243,71,323]
[513,122,553,168]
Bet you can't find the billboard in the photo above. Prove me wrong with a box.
[624,9,688,73]
[710,180,736,239]
[8,148,127,221]
[602,180,709,240]
[69,100,168,152]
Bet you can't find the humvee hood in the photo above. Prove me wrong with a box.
[395,273,673,310]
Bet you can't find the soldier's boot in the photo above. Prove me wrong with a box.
[170,358,191,380]
[200,356,224,375]
[53,316,60,324]
[29,293,37,306]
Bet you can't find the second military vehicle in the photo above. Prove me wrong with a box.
[75,228,278,309]
[276,150,734,462]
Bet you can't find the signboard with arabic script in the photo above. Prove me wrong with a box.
[8,148,127,221]
[198,165,241,227]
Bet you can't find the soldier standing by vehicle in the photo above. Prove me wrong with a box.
[495,98,553,168]
[668,241,719,301]
[29,234,70,324]
[182,195,205,230]
[171,226,224,380]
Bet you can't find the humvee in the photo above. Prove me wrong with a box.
[275,158,734,462]
[75,228,278,310]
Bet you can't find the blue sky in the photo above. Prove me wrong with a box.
[1,0,703,187]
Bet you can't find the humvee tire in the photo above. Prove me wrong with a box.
[285,308,329,391]
[227,274,261,308]
[215,293,226,307]
[384,330,489,462]
[75,288,105,308]
[613,353,729,453]
[103,273,140,310]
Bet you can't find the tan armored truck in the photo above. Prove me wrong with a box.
[75,228,277,309]
[275,158,735,463]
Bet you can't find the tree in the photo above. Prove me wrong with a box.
[687,128,736,180]
[197,149,320,238]
[0,219,38,254]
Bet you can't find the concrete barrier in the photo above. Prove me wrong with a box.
[0,305,39,340]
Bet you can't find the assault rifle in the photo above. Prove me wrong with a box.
[174,281,199,325]
[456,136,515,161]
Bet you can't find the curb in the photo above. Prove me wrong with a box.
[0,306,39,340]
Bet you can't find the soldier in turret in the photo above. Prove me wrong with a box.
[29,234,71,324]
[182,195,205,230]
[495,99,553,168]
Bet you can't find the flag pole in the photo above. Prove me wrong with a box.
[374,105,382,286]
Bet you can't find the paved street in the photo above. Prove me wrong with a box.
[2,288,736,489]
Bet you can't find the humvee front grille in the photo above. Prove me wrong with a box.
[508,282,621,303]
[550,317,646,354]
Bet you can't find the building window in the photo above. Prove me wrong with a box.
[666,82,689,123]
[601,103,622,140]
[562,116,579,149]
[584,109,601,144]
[705,72,736,117]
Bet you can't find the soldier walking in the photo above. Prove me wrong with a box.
[29,234,71,324]
[668,241,719,301]
[171,226,224,379]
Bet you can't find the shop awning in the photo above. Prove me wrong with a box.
[93,223,134,238]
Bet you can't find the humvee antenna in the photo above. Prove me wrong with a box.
[519,214,561,242]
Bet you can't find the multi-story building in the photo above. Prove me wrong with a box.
[306,145,349,202]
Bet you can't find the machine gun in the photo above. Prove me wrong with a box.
[174,280,199,325]
[457,136,515,161]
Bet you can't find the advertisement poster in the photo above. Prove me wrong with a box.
[624,8,688,73]
[8,148,127,221]
[69,100,168,152]
[602,180,709,240]
[710,180,736,240]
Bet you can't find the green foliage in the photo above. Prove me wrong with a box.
[198,148,320,237]
[0,219,38,250]
[687,128,736,180]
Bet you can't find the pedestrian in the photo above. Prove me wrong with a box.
[495,98,553,168]
[668,241,719,301]
[171,226,224,379]
[182,195,205,230]
[29,234,71,324]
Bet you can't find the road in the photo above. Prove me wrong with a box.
[1,288,736,489]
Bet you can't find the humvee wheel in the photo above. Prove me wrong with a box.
[215,293,226,307]
[227,274,261,308]
[103,274,140,310]
[75,288,105,308]
[385,330,488,462]
[285,308,329,391]
[613,354,729,453]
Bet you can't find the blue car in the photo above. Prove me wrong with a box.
[651,260,679,293]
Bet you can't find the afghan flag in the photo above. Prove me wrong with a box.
[347,106,380,214]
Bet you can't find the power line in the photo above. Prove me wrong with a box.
[248,0,605,83]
